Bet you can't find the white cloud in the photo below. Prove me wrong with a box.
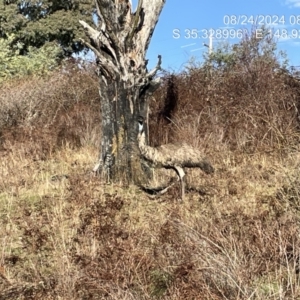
[285,0,300,8]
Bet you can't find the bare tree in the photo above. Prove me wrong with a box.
[79,0,166,185]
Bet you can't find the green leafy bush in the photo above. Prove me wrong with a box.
[0,34,62,81]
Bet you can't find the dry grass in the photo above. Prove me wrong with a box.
[1,57,300,299]
[1,140,300,299]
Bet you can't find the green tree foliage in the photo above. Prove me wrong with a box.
[202,27,288,71]
[0,34,62,81]
[0,0,94,57]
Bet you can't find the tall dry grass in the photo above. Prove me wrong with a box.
[1,51,300,299]
[150,34,300,155]
[0,59,101,158]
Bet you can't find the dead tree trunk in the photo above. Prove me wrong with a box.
[79,0,165,184]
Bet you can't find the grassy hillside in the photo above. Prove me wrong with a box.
[1,57,300,299]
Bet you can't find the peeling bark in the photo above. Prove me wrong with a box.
[80,0,166,184]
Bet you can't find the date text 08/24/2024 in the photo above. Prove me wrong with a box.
[172,28,300,41]
[223,15,300,26]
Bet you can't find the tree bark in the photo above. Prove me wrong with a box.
[80,0,166,185]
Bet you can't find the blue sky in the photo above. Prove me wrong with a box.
[131,0,300,72]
